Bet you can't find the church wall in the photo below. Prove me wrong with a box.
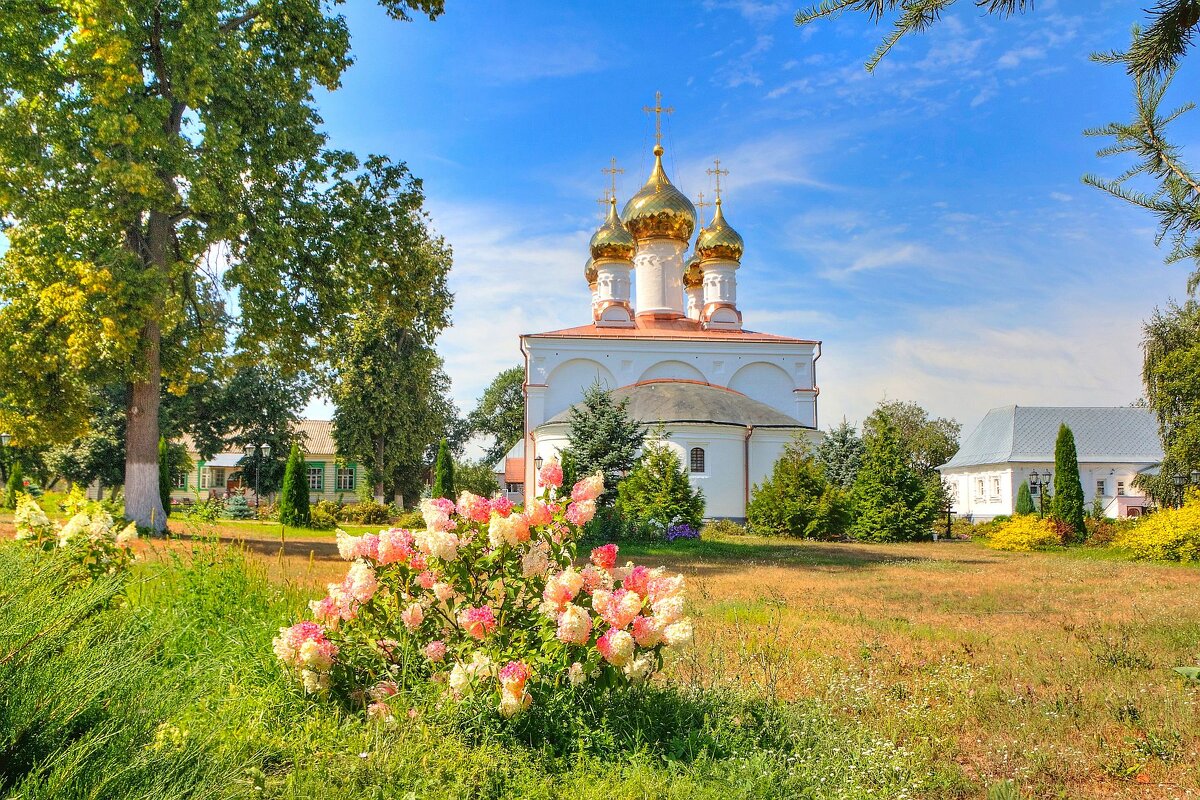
[542,358,618,422]
[637,360,707,383]
[729,362,798,420]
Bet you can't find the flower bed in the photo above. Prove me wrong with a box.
[274,462,693,719]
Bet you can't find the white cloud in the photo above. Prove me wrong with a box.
[997,45,1046,69]
[1050,191,1073,202]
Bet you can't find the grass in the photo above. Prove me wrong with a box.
[2,518,1199,798]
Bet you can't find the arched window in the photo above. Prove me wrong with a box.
[689,447,706,474]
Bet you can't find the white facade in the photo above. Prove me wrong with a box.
[943,461,1153,520]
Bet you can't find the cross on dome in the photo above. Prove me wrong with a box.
[695,191,710,228]
[642,91,674,153]
[706,158,729,203]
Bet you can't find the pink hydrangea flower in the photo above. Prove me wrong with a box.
[596,628,635,667]
[556,603,593,645]
[433,581,456,602]
[524,500,553,527]
[367,701,393,722]
[663,619,694,647]
[622,565,650,597]
[487,512,530,548]
[571,473,604,502]
[652,596,685,625]
[580,564,611,593]
[647,573,685,604]
[457,491,492,523]
[420,497,456,532]
[410,552,428,572]
[592,588,642,630]
[308,595,337,622]
[499,660,531,692]
[542,568,584,612]
[272,621,338,673]
[401,603,424,631]
[378,528,415,566]
[345,562,378,604]
[458,605,497,640]
[538,459,563,489]
[566,499,596,526]
[632,615,663,647]
[590,543,618,570]
[424,640,447,662]
[417,570,436,590]
[490,496,514,517]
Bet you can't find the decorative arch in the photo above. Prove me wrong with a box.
[728,361,795,416]
[545,358,618,420]
[638,359,706,383]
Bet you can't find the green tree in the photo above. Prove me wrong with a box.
[1051,424,1087,540]
[863,400,961,480]
[455,460,500,498]
[432,439,455,500]
[3,461,24,510]
[616,442,705,529]
[749,438,851,538]
[1137,300,1200,505]
[0,0,445,531]
[279,444,310,528]
[158,437,172,517]
[469,367,525,466]
[1015,481,1036,516]
[851,411,936,542]
[332,306,458,507]
[795,2,1200,287]
[817,419,865,489]
[560,384,647,506]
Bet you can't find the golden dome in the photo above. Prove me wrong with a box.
[620,145,696,241]
[589,199,637,261]
[584,257,597,285]
[683,252,703,288]
[695,198,744,263]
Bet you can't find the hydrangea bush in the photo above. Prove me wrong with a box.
[274,463,693,720]
[14,492,137,577]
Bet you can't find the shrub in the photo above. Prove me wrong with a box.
[309,506,339,530]
[616,441,704,529]
[455,459,500,498]
[4,460,25,509]
[222,493,256,519]
[851,415,936,541]
[393,508,426,529]
[275,472,693,721]
[749,438,850,539]
[279,443,310,527]
[338,501,393,525]
[432,438,455,499]
[1015,481,1036,515]
[982,516,1063,552]
[1113,495,1200,562]
[1051,424,1087,541]
[184,497,224,522]
[702,518,748,537]
[13,493,137,578]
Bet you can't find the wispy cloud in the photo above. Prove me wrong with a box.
[477,38,604,83]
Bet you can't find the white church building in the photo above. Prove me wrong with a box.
[512,120,822,519]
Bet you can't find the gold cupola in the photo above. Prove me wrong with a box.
[584,257,597,285]
[683,252,703,288]
[621,145,697,241]
[695,198,744,263]
[589,199,637,261]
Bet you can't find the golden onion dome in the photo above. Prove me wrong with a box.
[589,199,637,261]
[695,198,744,263]
[620,145,696,241]
[683,252,703,288]
[584,257,597,285]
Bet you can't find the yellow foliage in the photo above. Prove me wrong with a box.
[983,516,1062,552]
[1113,496,1200,563]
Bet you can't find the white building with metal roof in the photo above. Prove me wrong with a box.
[938,406,1163,520]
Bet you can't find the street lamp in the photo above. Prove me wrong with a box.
[534,454,544,472]
[939,479,954,542]
[1174,472,1188,508]
[0,433,10,447]
[244,443,271,509]
[1029,469,1052,517]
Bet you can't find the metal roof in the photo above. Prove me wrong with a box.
[940,406,1163,469]
[540,380,807,429]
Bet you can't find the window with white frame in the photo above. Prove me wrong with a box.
[975,478,985,499]
[307,465,324,492]
[505,482,522,493]
[172,472,187,490]
[689,447,706,474]
[336,465,355,491]
[200,467,225,490]
[1096,479,1106,497]
[1117,481,1126,496]
[991,476,1001,497]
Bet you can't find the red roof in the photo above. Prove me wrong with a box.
[503,458,524,483]
[524,316,817,344]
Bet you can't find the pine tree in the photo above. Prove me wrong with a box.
[432,438,455,499]
[3,461,24,510]
[851,412,936,542]
[561,383,647,506]
[279,444,311,528]
[817,420,865,489]
[158,437,172,518]
[1051,424,1086,540]
[616,441,705,529]
[749,438,850,538]
[1015,481,1036,516]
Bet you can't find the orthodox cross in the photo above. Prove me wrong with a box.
[695,191,710,227]
[642,91,674,148]
[601,157,624,199]
[706,158,729,201]
[596,189,612,219]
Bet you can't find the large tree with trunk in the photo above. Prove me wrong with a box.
[0,0,445,529]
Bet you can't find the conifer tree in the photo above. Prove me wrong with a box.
[1015,480,1036,516]
[279,444,311,528]
[817,420,865,489]
[561,383,646,506]
[3,462,24,510]
[432,438,455,499]
[851,412,936,541]
[1051,424,1086,540]
[158,437,172,518]
[616,442,704,529]
[749,438,851,538]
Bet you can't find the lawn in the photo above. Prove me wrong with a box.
[2,514,1198,799]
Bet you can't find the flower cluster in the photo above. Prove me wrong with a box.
[274,461,693,719]
[14,493,137,577]
[665,522,700,542]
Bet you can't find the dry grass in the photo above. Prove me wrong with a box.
[3,511,1198,799]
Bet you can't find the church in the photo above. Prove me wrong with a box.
[514,102,822,519]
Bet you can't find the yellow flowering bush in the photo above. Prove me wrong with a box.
[982,515,1063,552]
[1113,496,1200,563]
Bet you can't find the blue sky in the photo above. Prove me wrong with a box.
[305,0,1200,434]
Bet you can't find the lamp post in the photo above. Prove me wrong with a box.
[244,443,271,509]
[1173,472,1188,508]
[0,434,9,488]
[939,479,954,542]
[534,454,543,473]
[1029,469,1052,517]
